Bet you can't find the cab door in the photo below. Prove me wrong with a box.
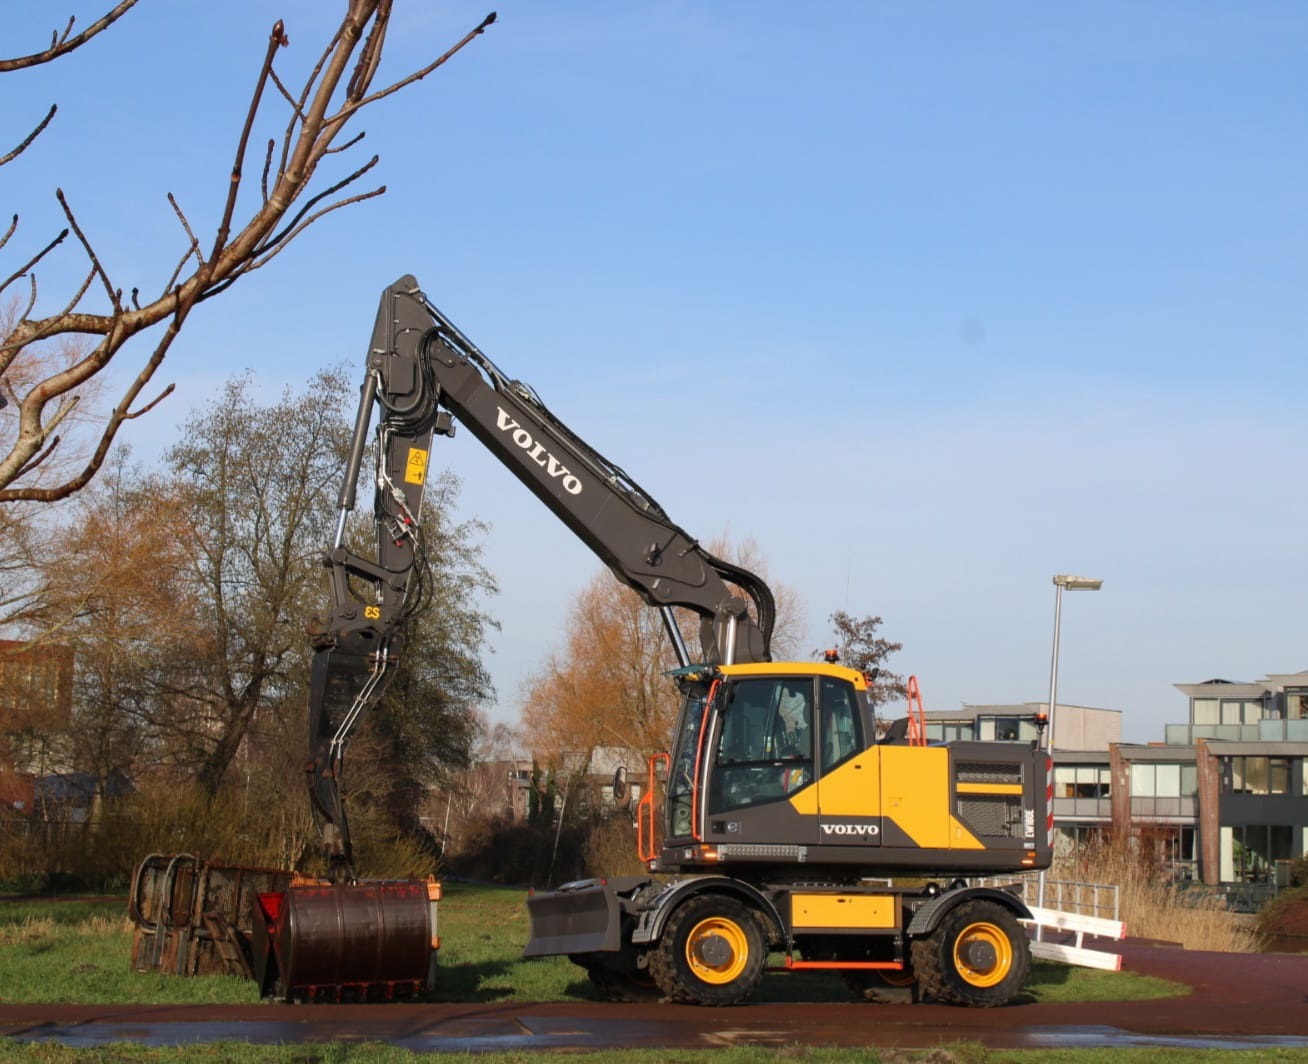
[702,675,818,847]
[813,675,882,846]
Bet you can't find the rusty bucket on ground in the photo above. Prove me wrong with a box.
[129,853,297,980]
[252,878,441,1002]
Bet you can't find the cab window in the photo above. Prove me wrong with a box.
[709,677,813,814]
[818,676,863,774]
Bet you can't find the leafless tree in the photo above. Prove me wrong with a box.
[0,2,495,503]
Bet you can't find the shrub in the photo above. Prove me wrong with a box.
[581,812,643,878]
[1257,884,1308,952]
[1053,829,1259,952]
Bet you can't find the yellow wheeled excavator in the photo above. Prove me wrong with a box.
[134,275,1053,1006]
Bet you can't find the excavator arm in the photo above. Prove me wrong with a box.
[307,275,775,877]
[305,280,452,879]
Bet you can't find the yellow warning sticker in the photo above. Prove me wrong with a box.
[405,447,428,485]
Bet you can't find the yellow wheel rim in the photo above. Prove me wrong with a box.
[684,916,749,985]
[953,921,1013,988]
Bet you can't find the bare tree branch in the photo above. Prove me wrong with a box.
[209,20,290,270]
[163,193,204,291]
[0,104,57,167]
[0,4,143,168]
[257,154,381,257]
[338,12,497,119]
[0,227,68,306]
[12,429,63,481]
[0,5,496,503]
[57,188,122,314]
[0,2,143,71]
[204,183,387,301]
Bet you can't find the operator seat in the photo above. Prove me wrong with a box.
[879,717,910,744]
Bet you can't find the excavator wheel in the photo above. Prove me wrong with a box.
[649,894,767,1006]
[843,966,920,1004]
[910,899,1030,1007]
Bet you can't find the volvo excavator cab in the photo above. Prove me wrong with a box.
[663,666,856,852]
[643,663,1048,878]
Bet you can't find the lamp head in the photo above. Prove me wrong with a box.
[1053,574,1103,591]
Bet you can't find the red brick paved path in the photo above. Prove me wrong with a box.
[1,941,1307,1052]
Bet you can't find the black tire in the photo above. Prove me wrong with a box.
[910,899,1030,1007]
[843,966,919,1004]
[649,894,767,1006]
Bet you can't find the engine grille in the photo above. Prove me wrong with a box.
[956,762,1022,785]
[716,844,807,861]
[957,795,1024,838]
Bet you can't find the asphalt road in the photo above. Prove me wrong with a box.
[2,940,1307,1052]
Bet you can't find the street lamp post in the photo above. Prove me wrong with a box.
[1045,574,1103,752]
[1038,573,1102,925]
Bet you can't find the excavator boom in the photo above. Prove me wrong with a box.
[306,275,777,877]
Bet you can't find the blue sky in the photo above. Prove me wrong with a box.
[7,3,1306,742]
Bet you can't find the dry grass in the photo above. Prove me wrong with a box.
[0,912,130,946]
[1052,834,1259,953]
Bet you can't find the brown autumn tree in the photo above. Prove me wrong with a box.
[18,453,202,818]
[521,537,804,768]
[712,534,805,661]
[0,3,495,503]
[523,573,677,769]
[0,296,103,629]
[6,361,497,881]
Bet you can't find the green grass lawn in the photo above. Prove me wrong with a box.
[0,881,1183,1009]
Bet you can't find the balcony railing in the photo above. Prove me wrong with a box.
[1164,720,1308,745]
[1051,797,1112,820]
[1128,796,1198,820]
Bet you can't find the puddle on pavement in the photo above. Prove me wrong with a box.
[1022,1025,1308,1051]
[9,1019,1308,1052]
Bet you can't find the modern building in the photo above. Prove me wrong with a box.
[924,673,1308,885]
[1112,674,1308,884]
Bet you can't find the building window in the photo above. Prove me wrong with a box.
[1054,766,1110,799]
[1129,763,1196,797]
[1174,825,1198,879]
[1228,757,1292,796]
[925,722,974,742]
[1195,696,1268,725]
[978,716,1038,742]
[1285,690,1308,721]
[1135,825,1198,881]
[1055,823,1106,851]
[1219,699,1264,725]
[1230,824,1296,881]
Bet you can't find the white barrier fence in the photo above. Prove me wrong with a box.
[1021,905,1126,971]
[979,876,1126,971]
